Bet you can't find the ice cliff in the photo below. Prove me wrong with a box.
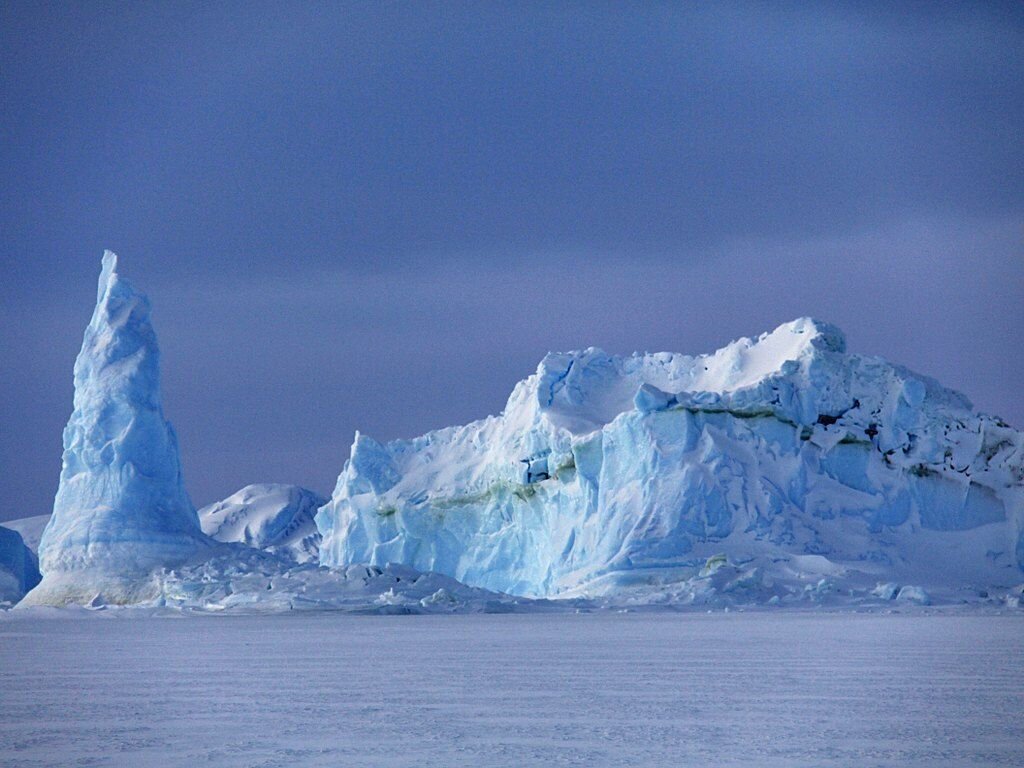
[318,318,1024,598]
[199,484,327,563]
[21,252,207,606]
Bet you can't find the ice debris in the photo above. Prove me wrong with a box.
[146,546,548,614]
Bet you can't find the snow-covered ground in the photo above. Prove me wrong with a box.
[1,613,1021,767]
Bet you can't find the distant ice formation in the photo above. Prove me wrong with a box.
[0,526,41,605]
[199,484,327,563]
[317,318,1024,599]
[20,252,207,606]
[2,515,49,556]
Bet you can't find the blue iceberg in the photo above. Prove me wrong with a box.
[21,252,207,605]
[318,318,1024,598]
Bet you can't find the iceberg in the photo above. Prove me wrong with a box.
[20,252,207,606]
[318,318,1024,598]
[199,484,328,563]
[11,253,1022,612]
[2,514,50,555]
[0,526,41,605]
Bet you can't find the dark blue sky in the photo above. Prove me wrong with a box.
[2,2,1022,521]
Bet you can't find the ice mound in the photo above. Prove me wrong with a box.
[21,252,208,607]
[0,526,41,605]
[318,318,1024,598]
[199,484,327,563]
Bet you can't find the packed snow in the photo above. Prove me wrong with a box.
[318,318,1024,599]
[21,252,208,607]
[1,613,1022,768]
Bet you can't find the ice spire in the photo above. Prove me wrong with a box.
[21,251,205,606]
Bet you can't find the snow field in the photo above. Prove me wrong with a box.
[1,613,1022,768]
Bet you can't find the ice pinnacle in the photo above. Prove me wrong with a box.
[21,252,206,606]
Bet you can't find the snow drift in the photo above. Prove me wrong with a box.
[318,318,1024,598]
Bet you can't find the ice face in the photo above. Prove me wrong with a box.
[0,526,41,605]
[199,484,328,564]
[318,318,1024,597]
[21,252,206,606]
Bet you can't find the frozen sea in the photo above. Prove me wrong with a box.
[1,612,1022,767]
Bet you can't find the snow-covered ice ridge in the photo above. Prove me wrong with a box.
[319,318,1024,600]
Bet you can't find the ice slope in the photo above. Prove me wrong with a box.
[21,252,207,607]
[318,318,1024,598]
[0,526,41,605]
[199,484,327,563]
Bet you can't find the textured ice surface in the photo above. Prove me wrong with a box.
[1,613,1022,768]
[21,253,207,606]
[199,484,327,563]
[319,318,1024,598]
[0,526,40,605]
[149,545,538,614]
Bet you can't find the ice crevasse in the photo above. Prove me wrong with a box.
[317,318,1024,597]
